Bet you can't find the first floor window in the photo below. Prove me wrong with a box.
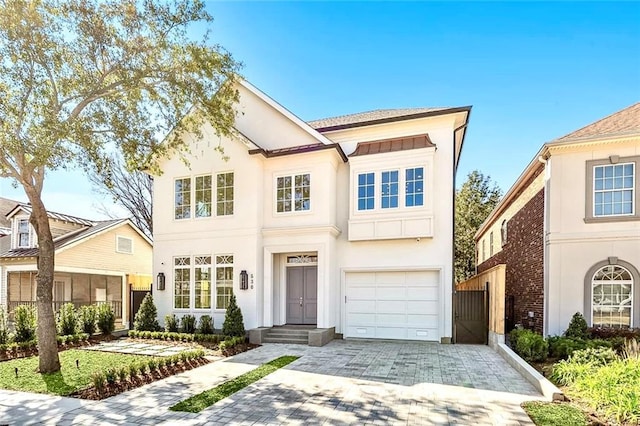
[194,256,212,309]
[18,219,29,247]
[216,255,234,309]
[594,163,634,216]
[592,265,633,328]
[175,178,191,219]
[216,172,234,216]
[195,175,212,218]
[381,170,399,209]
[174,256,191,309]
[277,174,310,212]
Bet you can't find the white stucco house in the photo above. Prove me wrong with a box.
[152,80,471,343]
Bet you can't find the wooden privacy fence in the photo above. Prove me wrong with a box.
[455,264,506,344]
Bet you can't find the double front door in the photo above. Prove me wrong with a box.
[286,266,317,325]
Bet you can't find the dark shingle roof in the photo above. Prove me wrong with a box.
[350,134,436,157]
[307,107,450,130]
[556,102,640,142]
[7,203,94,226]
[0,197,22,228]
[0,219,126,259]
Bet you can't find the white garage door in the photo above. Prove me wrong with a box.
[345,270,440,341]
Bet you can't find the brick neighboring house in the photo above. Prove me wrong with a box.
[476,103,640,336]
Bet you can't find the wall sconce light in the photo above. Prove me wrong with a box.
[240,270,248,290]
[157,272,165,291]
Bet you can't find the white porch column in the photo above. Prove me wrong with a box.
[263,247,273,327]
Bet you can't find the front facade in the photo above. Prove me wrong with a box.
[0,201,153,327]
[152,80,470,342]
[477,103,640,336]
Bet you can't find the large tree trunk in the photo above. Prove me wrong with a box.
[24,188,60,373]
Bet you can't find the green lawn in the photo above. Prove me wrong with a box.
[171,355,299,413]
[522,401,588,426]
[0,349,151,396]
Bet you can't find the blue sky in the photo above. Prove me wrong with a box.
[1,1,639,219]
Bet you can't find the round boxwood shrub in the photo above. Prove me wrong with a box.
[164,314,179,332]
[198,315,214,335]
[514,329,548,362]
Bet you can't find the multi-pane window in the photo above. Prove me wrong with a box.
[592,265,633,328]
[174,256,191,309]
[18,219,29,247]
[174,178,191,220]
[194,256,212,309]
[381,171,399,209]
[216,172,234,216]
[195,175,212,218]
[481,240,486,262]
[277,174,310,213]
[405,167,424,207]
[594,163,634,216]
[489,232,494,257]
[357,173,375,210]
[216,255,234,309]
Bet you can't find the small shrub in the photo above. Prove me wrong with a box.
[78,305,97,335]
[181,315,196,333]
[97,303,116,335]
[198,315,214,335]
[91,371,106,393]
[514,329,548,362]
[222,294,245,337]
[564,312,589,340]
[134,293,160,331]
[623,339,640,360]
[105,368,117,384]
[547,336,586,359]
[0,306,9,344]
[138,362,148,375]
[158,358,167,369]
[180,351,189,362]
[117,367,128,382]
[148,358,158,371]
[14,305,37,343]
[128,363,139,377]
[569,347,618,366]
[165,314,179,332]
[57,303,78,336]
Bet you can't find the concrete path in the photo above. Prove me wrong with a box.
[83,340,194,357]
[0,340,543,425]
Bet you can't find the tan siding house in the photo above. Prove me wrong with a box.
[0,200,152,327]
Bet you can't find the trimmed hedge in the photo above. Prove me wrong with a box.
[128,330,224,343]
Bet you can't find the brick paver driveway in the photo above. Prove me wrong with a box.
[1,340,542,425]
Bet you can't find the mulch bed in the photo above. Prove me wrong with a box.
[73,358,210,400]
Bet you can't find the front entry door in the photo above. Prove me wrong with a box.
[286,266,317,324]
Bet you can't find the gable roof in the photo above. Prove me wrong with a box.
[308,107,472,132]
[6,203,94,226]
[554,102,640,142]
[0,197,21,229]
[350,134,436,157]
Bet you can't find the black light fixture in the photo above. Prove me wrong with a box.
[157,272,166,291]
[240,270,248,290]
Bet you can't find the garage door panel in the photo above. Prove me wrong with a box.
[407,286,438,300]
[376,313,406,324]
[377,300,406,313]
[376,286,407,300]
[345,270,440,341]
[407,300,438,313]
[349,300,376,312]
[375,272,406,284]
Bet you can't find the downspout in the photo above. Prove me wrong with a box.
[538,153,551,336]
[451,120,469,343]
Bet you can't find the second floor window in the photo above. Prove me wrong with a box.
[405,167,424,207]
[217,172,234,216]
[381,171,399,209]
[175,178,191,220]
[18,219,29,247]
[357,173,375,210]
[356,166,426,211]
[594,163,634,216]
[195,175,212,218]
[277,174,310,213]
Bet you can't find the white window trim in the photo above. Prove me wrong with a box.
[214,254,234,311]
[194,174,213,220]
[592,162,635,218]
[193,255,213,310]
[16,218,32,249]
[172,256,192,310]
[173,176,192,221]
[115,235,134,254]
[274,172,312,215]
[353,164,428,215]
[591,265,634,328]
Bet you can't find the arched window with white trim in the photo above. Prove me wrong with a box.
[592,265,633,328]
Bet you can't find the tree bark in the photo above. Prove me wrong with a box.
[23,188,60,373]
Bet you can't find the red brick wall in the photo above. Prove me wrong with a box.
[478,189,545,333]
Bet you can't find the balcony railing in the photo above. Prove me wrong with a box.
[7,300,123,319]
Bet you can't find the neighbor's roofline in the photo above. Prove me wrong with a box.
[313,106,473,133]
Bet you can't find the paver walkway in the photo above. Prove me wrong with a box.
[0,340,543,425]
[83,340,194,357]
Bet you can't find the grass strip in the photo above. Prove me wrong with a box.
[170,355,300,413]
[0,349,150,396]
[522,401,587,426]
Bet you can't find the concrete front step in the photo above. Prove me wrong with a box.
[249,326,335,347]
[267,330,310,337]
[262,337,309,344]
